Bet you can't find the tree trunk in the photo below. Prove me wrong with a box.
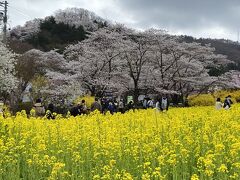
[90,86,96,97]
[133,80,139,106]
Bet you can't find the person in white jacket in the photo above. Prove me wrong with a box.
[156,95,169,111]
[215,98,223,110]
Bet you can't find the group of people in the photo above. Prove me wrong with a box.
[69,95,170,116]
[30,94,236,118]
[31,98,56,119]
[72,98,125,116]
[143,95,170,111]
[0,95,171,118]
[70,100,88,116]
[2,94,234,118]
[32,98,89,118]
[215,95,233,110]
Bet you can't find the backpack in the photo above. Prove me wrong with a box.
[147,100,153,108]
[223,99,230,108]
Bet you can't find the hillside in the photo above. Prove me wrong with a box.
[9,8,108,52]
[181,36,240,71]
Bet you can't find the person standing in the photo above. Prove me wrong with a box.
[107,101,115,114]
[143,98,148,109]
[21,83,33,115]
[33,99,45,116]
[101,97,108,114]
[118,99,125,113]
[46,103,55,119]
[0,99,4,117]
[155,98,161,111]
[127,100,134,110]
[91,98,102,112]
[215,98,223,110]
[113,100,118,112]
[80,99,88,114]
[223,95,233,110]
[161,95,169,111]
[147,99,154,108]
[156,95,169,111]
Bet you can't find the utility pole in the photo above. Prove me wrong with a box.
[0,1,8,42]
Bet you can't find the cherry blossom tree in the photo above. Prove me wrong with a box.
[165,42,231,97]
[64,27,128,96]
[144,29,234,101]
[10,19,41,41]
[0,41,18,99]
[119,30,154,103]
[18,49,79,102]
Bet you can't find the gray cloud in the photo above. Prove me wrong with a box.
[6,0,240,40]
[113,0,240,39]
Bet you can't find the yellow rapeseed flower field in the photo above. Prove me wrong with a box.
[0,105,240,179]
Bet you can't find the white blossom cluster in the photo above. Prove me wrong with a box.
[0,42,18,95]
[54,8,108,31]
[11,19,41,41]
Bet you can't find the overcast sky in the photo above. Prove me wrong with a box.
[6,0,240,41]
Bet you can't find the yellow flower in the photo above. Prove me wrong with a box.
[109,159,116,167]
[144,162,151,168]
[217,164,228,173]
[122,172,133,180]
[93,175,101,180]
[27,159,33,166]
[52,162,65,171]
[215,144,225,153]
[142,173,151,180]
[205,169,214,177]
[167,154,177,166]
[191,174,199,180]
[157,155,165,165]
